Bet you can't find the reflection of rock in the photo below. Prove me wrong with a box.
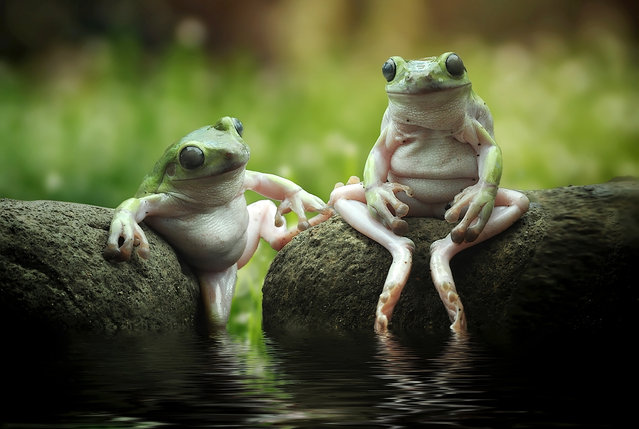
[0,199,201,336]
[263,179,639,341]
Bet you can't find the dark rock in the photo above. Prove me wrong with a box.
[262,178,639,341]
[0,199,201,336]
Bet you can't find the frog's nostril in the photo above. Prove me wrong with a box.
[224,152,233,160]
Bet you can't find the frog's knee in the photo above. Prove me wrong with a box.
[517,193,530,213]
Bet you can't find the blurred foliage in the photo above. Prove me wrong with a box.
[1,0,638,343]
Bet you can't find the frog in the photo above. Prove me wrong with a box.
[103,116,327,328]
[326,52,530,334]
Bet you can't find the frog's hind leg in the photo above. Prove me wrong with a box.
[199,265,238,329]
[238,199,305,269]
[430,188,529,333]
[333,195,415,334]
[201,200,305,329]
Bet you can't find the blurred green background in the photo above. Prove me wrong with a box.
[1,0,637,342]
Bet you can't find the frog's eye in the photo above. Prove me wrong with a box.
[231,117,243,137]
[179,146,205,170]
[382,58,396,82]
[445,53,465,77]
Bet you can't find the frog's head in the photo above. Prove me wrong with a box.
[382,52,471,98]
[153,116,250,199]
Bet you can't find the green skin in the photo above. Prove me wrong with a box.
[327,52,529,333]
[104,117,326,326]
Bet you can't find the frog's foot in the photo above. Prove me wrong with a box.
[430,239,467,334]
[441,281,467,333]
[364,182,413,236]
[236,200,288,269]
[199,265,238,329]
[103,214,150,261]
[239,199,325,269]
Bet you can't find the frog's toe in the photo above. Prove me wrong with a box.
[103,243,130,262]
[394,202,409,217]
[374,314,389,334]
[450,226,466,243]
[464,228,480,242]
[297,219,310,231]
[390,218,409,236]
[102,244,120,261]
[137,242,150,259]
[450,307,467,334]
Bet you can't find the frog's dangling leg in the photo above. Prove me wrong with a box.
[430,188,530,333]
[332,193,415,334]
[199,265,238,329]
[237,200,296,269]
[429,242,467,333]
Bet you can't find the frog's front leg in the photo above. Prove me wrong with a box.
[103,194,169,261]
[430,188,529,332]
[242,170,328,231]
[330,183,415,334]
[199,265,238,327]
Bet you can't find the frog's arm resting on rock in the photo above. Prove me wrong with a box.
[103,193,178,261]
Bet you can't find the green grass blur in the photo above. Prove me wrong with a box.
[1,3,638,343]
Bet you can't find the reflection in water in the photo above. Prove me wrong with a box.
[3,328,626,427]
[375,332,492,426]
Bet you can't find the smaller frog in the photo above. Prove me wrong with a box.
[327,53,530,334]
[104,117,327,327]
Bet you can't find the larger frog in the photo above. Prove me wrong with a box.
[103,117,326,327]
[327,53,530,333]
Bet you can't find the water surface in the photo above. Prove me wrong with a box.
[3,328,631,428]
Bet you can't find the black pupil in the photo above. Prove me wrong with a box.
[179,146,205,169]
[232,118,243,137]
[382,59,396,82]
[445,54,465,77]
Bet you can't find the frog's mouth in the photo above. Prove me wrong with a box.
[172,160,247,182]
[387,81,471,95]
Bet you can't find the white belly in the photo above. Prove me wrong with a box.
[388,134,479,204]
[145,197,249,272]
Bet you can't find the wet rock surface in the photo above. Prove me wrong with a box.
[263,179,639,341]
[0,199,201,336]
